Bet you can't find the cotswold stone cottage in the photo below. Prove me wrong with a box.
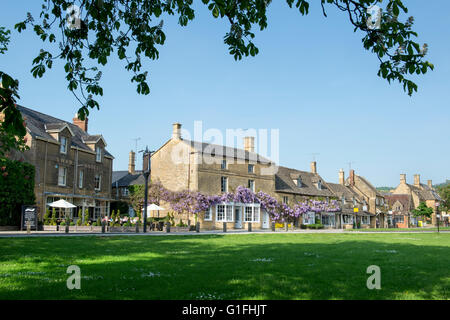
[8,105,114,221]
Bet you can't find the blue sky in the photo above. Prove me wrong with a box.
[1,1,449,187]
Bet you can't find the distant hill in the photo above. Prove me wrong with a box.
[376,187,394,193]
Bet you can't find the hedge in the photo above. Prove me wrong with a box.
[0,158,35,226]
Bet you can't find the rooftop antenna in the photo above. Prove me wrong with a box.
[132,137,141,167]
[347,161,356,171]
[309,153,320,162]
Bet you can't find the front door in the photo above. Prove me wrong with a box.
[234,207,242,229]
[262,210,270,229]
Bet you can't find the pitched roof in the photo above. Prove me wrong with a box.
[112,171,145,187]
[18,105,113,157]
[408,183,441,201]
[275,166,334,197]
[385,194,413,214]
[184,140,272,164]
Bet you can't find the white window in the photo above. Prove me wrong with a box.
[216,204,233,222]
[362,216,370,225]
[248,180,255,192]
[122,188,129,196]
[221,177,228,193]
[283,196,289,204]
[217,205,225,221]
[60,137,68,154]
[204,207,212,221]
[353,198,357,206]
[58,167,67,186]
[322,214,335,226]
[343,214,353,224]
[78,170,83,189]
[244,205,260,223]
[221,159,227,170]
[303,212,315,225]
[96,146,102,162]
[341,196,346,205]
[94,174,101,191]
[248,164,255,174]
[317,180,322,190]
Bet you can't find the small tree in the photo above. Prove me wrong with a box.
[43,208,50,225]
[412,202,434,220]
[51,208,57,226]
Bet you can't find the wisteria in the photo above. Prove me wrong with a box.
[145,181,341,222]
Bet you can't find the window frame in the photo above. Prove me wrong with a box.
[248,164,255,174]
[221,176,228,193]
[221,159,227,170]
[96,146,102,163]
[204,207,213,221]
[78,169,84,189]
[303,211,315,225]
[94,174,102,191]
[58,166,67,186]
[60,136,68,154]
[248,179,255,192]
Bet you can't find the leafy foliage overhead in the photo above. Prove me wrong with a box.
[0,0,433,155]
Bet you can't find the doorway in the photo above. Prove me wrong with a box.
[234,207,242,229]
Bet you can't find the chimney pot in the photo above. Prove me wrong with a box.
[427,180,433,188]
[128,150,136,174]
[400,174,406,184]
[73,113,88,132]
[244,137,255,153]
[310,161,317,174]
[414,174,420,187]
[339,168,345,185]
[349,169,355,186]
[172,123,182,140]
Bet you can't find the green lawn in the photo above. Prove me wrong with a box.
[0,233,449,300]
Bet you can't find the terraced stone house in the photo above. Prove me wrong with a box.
[7,106,114,221]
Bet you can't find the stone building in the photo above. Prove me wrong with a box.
[8,105,114,221]
[274,163,338,228]
[327,169,373,229]
[111,150,145,216]
[150,123,276,230]
[384,194,414,228]
[345,169,387,228]
[391,174,442,225]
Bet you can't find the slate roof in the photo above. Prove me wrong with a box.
[183,140,272,164]
[17,105,113,157]
[112,171,145,188]
[275,166,334,197]
[385,194,413,214]
[408,183,441,201]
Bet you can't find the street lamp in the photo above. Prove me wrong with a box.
[140,146,155,233]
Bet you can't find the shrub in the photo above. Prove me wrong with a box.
[0,158,35,226]
[43,208,51,225]
[96,218,101,226]
[300,224,307,229]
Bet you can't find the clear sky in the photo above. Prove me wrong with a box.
[1,1,449,187]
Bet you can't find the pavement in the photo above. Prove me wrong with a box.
[0,229,448,238]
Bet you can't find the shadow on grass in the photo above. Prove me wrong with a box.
[0,234,448,300]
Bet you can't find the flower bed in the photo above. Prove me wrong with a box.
[43,225,102,232]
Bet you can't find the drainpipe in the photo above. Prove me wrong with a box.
[42,140,48,219]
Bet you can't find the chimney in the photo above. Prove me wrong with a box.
[349,169,355,186]
[400,174,406,184]
[128,150,136,174]
[244,137,255,153]
[339,168,345,185]
[310,161,317,174]
[414,174,420,187]
[427,180,432,188]
[73,113,88,132]
[172,123,182,141]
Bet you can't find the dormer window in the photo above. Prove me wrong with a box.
[296,177,302,187]
[353,197,357,206]
[341,196,346,205]
[96,146,102,162]
[60,136,68,154]
[317,180,322,190]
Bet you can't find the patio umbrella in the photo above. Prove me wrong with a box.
[146,204,165,218]
[48,199,77,220]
